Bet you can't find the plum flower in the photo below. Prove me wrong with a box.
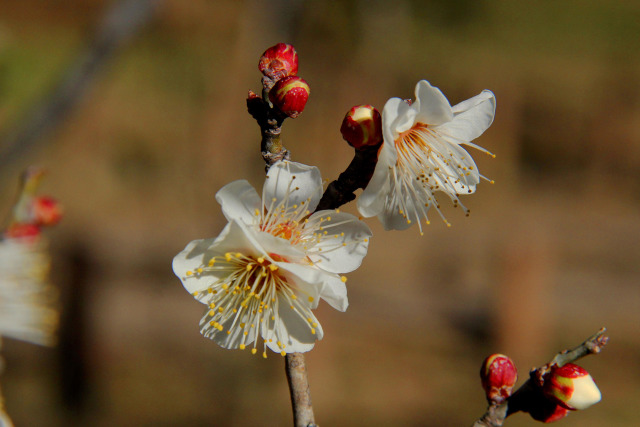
[173,161,371,357]
[357,80,496,233]
[0,237,58,347]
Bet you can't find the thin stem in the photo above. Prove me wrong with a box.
[285,353,316,427]
[316,144,381,211]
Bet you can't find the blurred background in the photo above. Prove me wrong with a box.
[1,0,639,425]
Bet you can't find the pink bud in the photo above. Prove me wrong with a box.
[543,363,601,410]
[32,196,63,227]
[268,76,310,118]
[480,354,518,404]
[340,105,383,150]
[258,43,298,81]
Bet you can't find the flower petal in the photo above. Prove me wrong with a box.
[172,221,263,298]
[306,211,372,273]
[264,304,321,353]
[276,262,348,312]
[357,140,395,218]
[438,89,496,143]
[263,161,323,213]
[199,306,260,350]
[378,196,417,231]
[215,180,261,225]
[414,80,453,126]
[383,97,418,137]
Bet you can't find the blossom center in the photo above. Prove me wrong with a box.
[184,251,318,357]
[389,121,478,232]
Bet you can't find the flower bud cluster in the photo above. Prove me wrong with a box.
[258,43,309,119]
[3,167,63,241]
[479,355,601,423]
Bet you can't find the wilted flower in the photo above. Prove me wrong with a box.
[173,161,371,357]
[357,80,496,233]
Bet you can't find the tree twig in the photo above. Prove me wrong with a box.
[246,88,290,171]
[315,144,380,211]
[472,327,609,427]
[0,0,160,172]
[285,353,317,427]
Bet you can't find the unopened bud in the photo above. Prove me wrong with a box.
[258,43,298,81]
[32,196,63,227]
[543,363,601,410]
[340,105,382,149]
[529,401,570,424]
[268,76,310,118]
[480,354,518,404]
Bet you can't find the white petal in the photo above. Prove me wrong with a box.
[0,410,14,427]
[378,200,414,231]
[568,375,601,410]
[438,90,496,143]
[427,136,480,194]
[172,221,260,298]
[251,227,307,263]
[414,80,453,126]
[199,307,259,350]
[215,180,261,225]
[276,262,348,312]
[264,303,322,353]
[357,141,395,218]
[263,161,323,213]
[306,211,372,273]
[383,97,418,137]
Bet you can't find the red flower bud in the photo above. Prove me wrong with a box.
[4,223,41,241]
[258,43,298,81]
[480,354,518,404]
[543,363,601,410]
[340,105,382,150]
[529,401,570,423]
[268,76,310,118]
[32,196,63,227]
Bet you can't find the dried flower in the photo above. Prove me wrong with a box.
[173,161,371,357]
[357,80,495,233]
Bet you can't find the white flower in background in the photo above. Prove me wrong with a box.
[0,238,58,347]
[173,161,371,357]
[357,80,496,233]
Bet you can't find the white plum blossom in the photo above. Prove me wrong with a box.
[357,80,496,233]
[0,238,58,347]
[173,161,371,357]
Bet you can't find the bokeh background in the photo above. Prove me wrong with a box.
[1,0,639,425]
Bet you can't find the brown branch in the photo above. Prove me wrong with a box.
[285,353,317,427]
[0,0,161,173]
[316,144,381,211]
[472,327,609,427]
[246,87,290,171]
